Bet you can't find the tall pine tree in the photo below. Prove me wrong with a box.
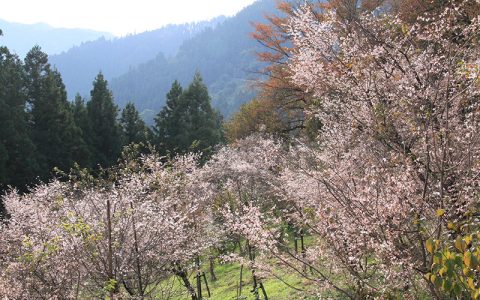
[154,80,184,153]
[71,94,91,167]
[154,73,223,159]
[24,46,85,181]
[86,72,122,168]
[0,46,39,194]
[120,102,151,146]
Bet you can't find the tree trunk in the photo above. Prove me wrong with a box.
[247,241,260,300]
[130,202,144,298]
[239,264,244,297]
[209,255,217,281]
[106,199,115,299]
[259,282,268,300]
[175,268,197,300]
[202,272,211,297]
[300,229,307,274]
[196,255,202,300]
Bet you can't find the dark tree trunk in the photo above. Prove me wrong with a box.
[130,202,144,297]
[259,282,268,300]
[239,264,244,297]
[196,255,202,300]
[247,242,260,300]
[202,272,211,297]
[106,199,116,299]
[175,268,197,300]
[209,256,217,281]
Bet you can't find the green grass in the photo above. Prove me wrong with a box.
[160,235,351,300]
[166,262,319,300]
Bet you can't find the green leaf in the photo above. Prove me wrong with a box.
[434,252,443,264]
[433,276,443,288]
[426,239,435,254]
[443,279,453,292]
[453,283,462,295]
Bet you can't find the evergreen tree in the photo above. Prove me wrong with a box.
[154,80,184,152]
[154,73,223,158]
[86,72,122,168]
[182,72,223,155]
[24,46,86,180]
[0,46,39,194]
[120,102,151,146]
[71,94,91,167]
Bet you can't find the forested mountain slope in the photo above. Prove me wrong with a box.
[110,0,276,121]
[49,17,226,98]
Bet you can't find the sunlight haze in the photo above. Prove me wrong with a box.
[0,0,258,36]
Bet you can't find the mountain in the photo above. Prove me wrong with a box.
[32,0,276,123]
[110,0,276,122]
[49,17,226,98]
[0,19,113,58]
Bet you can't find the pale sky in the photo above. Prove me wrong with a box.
[0,0,258,36]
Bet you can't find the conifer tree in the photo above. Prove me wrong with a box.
[154,80,184,153]
[154,73,223,159]
[182,72,223,155]
[120,102,151,146]
[86,72,122,168]
[0,46,39,194]
[24,46,85,180]
[71,94,91,167]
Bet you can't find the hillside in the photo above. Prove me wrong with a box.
[49,17,226,98]
[0,19,112,58]
[110,0,276,122]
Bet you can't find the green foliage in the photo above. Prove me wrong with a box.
[426,211,480,299]
[154,80,183,152]
[86,72,122,168]
[25,46,87,181]
[70,94,92,166]
[224,98,286,142]
[103,279,118,293]
[19,235,61,264]
[120,102,151,146]
[0,46,40,197]
[154,73,223,159]
[0,45,154,216]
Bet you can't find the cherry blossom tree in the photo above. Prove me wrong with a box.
[207,0,480,297]
[203,136,285,299]
[279,0,480,297]
[0,152,218,299]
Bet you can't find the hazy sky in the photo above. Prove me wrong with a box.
[0,0,258,36]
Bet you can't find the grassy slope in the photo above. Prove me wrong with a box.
[167,262,316,300]
[155,237,353,299]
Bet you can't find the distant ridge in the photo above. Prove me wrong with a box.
[109,0,276,121]
[0,19,113,57]
[49,16,227,98]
